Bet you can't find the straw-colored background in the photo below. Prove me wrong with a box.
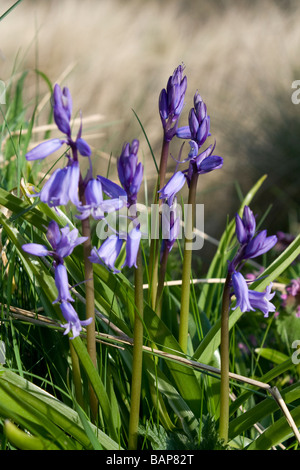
[1,0,299,250]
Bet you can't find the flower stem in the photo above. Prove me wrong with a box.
[69,340,84,408]
[81,213,98,421]
[148,139,169,309]
[178,172,198,353]
[128,247,144,450]
[219,272,232,443]
[155,245,169,318]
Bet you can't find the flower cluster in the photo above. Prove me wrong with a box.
[26,84,93,209]
[159,64,187,142]
[228,206,278,317]
[157,74,223,258]
[158,91,223,205]
[22,221,92,338]
[24,84,144,337]
[90,139,143,272]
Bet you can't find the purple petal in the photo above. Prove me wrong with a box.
[248,284,276,317]
[159,89,168,120]
[122,227,141,268]
[46,220,61,249]
[197,155,223,174]
[235,213,248,244]
[245,231,278,259]
[67,160,80,206]
[176,126,192,139]
[60,301,92,339]
[26,139,64,161]
[158,171,186,203]
[22,243,49,257]
[97,176,127,199]
[53,263,74,304]
[232,271,254,312]
[76,137,91,157]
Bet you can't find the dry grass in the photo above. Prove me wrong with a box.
[1,0,300,239]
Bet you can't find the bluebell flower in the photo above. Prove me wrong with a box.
[229,205,278,273]
[53,263,74,304]
[53,84,72,137]
[159,64,187,142]
[53,224,88,259]
[122,227,142,269]
[89,235,123,273]
[76,178,124,220]
[185,140,223,184]
[117,140,143,206]
[97,175,127,200]
[232,271,276,317]
[161,197,181,254]
[60,301,92,339]
[235,206,256,244]
[31,158,80,208]
[25,138,65,161]
[177,92,211,146]
[22,220,87,265]
[26,84,91,162]
[22,243,49,257]
[247,285,276,317]
[232,271,253,312]
[158,171,186,204]
[244,229,278,260]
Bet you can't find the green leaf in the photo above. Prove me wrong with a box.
[4,420,60,450]
[255,348,290,365]
[229,382,300,445]
[0,366,122,450]
[247,403,300,449]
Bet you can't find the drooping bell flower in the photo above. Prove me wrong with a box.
[53,224,88,260]
[159,64,187,142]
[117,140,143,206]
[60,301,93,339]
[53,263,74,304]
[122,227,142,269]
[89,234,123,273]
[185,140,223,185]
[231,271,276,317]
[22,220,87,265]
[30,158,80,208]
[158,171,186,205]
[76,177,124,220]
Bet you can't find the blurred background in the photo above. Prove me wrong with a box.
[0,0,299,261]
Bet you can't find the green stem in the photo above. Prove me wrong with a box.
[81,213,98,421]
[219,272,232,443]
[148,139,169,309]
[178,172,198,353]
[69,340,84,409]
[128,247,144,450]
[155,245,169,318]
